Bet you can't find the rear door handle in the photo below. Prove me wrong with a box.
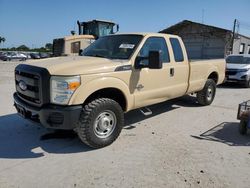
[170,68,175,77]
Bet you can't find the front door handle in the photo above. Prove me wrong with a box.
[170,68,175,77]
[136,84,144,91]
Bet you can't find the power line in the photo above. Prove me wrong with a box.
[237,20,250,31]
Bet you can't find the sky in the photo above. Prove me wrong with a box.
[0,0,250,48]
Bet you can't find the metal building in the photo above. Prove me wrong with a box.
[160,20,250,59]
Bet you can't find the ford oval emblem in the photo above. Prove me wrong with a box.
[19,80,27,91]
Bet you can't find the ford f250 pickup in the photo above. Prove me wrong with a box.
[14,33,225,148]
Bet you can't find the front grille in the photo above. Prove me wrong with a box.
[15,70,41,104]
[15,64,50,107]
[226,69,238,76]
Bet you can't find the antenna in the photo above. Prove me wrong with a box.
[202,9,205,24]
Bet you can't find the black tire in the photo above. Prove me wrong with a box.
[245,79,250,88]
[197,79,216,106]
[77,98,124,148]
[239,120,247,135]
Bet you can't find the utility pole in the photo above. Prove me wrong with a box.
[231,19,237,54]
[201,9,205,24]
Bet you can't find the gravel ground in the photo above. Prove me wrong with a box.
[0,60,250,188]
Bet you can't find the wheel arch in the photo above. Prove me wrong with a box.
[83,88,127,111]
[69,77,133,112]
[208,71,219,84]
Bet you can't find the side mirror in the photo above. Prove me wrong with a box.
[134,51,162,69]
[113,24,119,33]
[148,51,162,69]
[117,24,119,32]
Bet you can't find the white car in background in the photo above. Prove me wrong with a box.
[0,52,27,61]
[226,54,250,88]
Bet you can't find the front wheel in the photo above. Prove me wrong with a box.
[197,79,216,106]
[77,98,124,148]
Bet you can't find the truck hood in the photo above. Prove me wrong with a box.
[226,63,250,70]
[27,56,128,75]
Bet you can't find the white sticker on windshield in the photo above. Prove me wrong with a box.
[119,44,135,49]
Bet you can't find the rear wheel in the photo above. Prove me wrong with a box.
[197,79,216,106]
[77,98,124,148]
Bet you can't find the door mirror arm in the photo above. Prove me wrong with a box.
[134,56,148,69]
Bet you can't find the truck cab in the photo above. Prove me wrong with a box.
[77,19,119,38]
[53,19,119,56]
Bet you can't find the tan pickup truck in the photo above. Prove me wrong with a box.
[14,33,225,148]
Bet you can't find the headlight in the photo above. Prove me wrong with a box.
[50,76,81,105]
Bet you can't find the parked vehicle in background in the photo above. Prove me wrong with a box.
[53,19,119,56]
[0,52,27,61]
[30,53,40,59]
[22,52,31,59]
[0,52,7,60]
[226,54,250,88]
[39,52,50,59]
[13,33,225,148]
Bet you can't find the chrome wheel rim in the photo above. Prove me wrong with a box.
[207,85,214,101]
[94,110,117,138]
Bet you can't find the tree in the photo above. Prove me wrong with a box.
[16,45,29,51]
[0,37,5,43]
[45,43,52,51]
[0,37,6,48]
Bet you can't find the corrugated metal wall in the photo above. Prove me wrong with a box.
[170,24,228,59]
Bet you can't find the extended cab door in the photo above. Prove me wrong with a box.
[132,36,189,108]
[168,37,189,97]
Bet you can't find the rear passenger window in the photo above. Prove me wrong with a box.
[137,37,170,65]
[170,38,184,62]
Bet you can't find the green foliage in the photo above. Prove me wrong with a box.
[0,36,6,44]
[0,43,52,52]
[0,36,53,52]
[17,45,30,51]
[45,43,53,50]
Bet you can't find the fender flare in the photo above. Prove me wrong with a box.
[69,77,133,111]
[206,66,219,81]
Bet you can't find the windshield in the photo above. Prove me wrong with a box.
[82,35,143,59]
[226,56,250,64]
[99,23,113,37]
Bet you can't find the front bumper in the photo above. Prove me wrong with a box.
[13,92,82,130]
[225,73,249,83]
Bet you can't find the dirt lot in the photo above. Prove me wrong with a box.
[0,60,250,188]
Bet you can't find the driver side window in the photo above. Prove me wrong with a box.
[137,37,170,66]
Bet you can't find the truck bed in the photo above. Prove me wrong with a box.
[187,59,225,93]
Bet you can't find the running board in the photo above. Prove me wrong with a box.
[140,107,152,116]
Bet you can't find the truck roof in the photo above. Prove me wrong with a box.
[110,32,180,38]
[83,19,116,25]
